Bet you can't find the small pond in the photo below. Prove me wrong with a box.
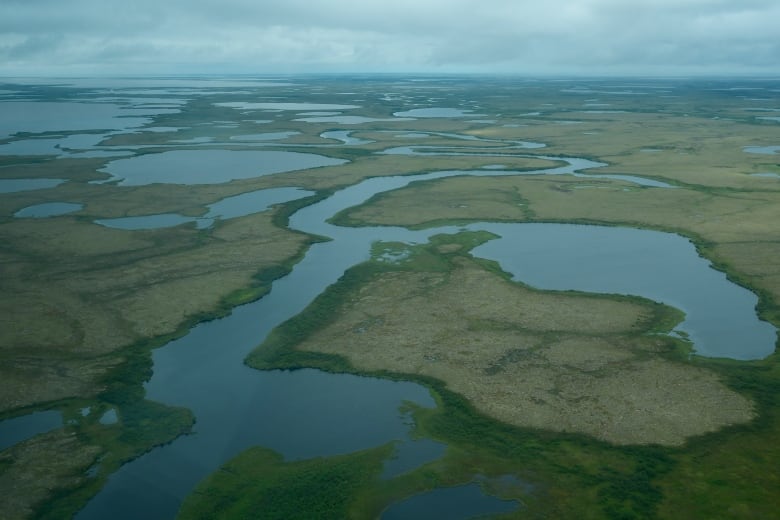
[295,115,413,124]
[393,108,482,118]
[381,438,447,479]
[0,101,155,139]
[743,145,780,155]
[320,130,373,145]
[471,223,777,360]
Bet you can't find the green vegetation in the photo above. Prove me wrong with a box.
[178,445,395,519]
[2,76,779,518]
[242,230,780,517]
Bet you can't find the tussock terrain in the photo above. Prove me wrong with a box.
[295,251,754,446]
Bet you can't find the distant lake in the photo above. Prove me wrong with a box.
[215,102,360,111]
[393,108,482,118]
[320,130,373,145]
[15,202,83,218]
[0,178,65,193]
[381,483,519,520]
[744,145,780,155]
[472,223,777,360]
[0,101,169,139]
[229,131,301,142]
[0,410,62,450]
[96,187,314,230]
[295,115,413,124]
[98,150,347,186]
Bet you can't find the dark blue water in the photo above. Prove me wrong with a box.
[14,202,83,218]
[98,150,347,186]
[0,411,63,450]
[381,483,519,519]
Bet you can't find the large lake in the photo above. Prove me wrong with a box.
[97,150,347,185]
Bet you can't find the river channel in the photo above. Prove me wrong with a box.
[73,148,777,518]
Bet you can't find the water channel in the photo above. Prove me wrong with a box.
[75,150,777,518]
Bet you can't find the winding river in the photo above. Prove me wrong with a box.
[74,149,777,518]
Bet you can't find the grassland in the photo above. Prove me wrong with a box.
[1,76,779,519]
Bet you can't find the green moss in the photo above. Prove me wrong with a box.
[178,445,394,520]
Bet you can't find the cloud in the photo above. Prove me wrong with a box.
[1,0,778,75]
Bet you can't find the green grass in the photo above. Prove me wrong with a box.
[178,445,395,520]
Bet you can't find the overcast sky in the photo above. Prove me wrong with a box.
[1,0,778,76]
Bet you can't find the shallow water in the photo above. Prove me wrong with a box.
[98,150,347,186]
[471,223,776,360]
[0,178,65,193]
[95,187,314,230]
[0,411,63,450]
[393,107,481,118]
[744,145,780,155]
[229,131,300,141]
[381,483,519,519]
[0,102,154,139]
[381,438,447,480]
[320,130,373,145]
[14,202,83,218]
[295,115,413,124]
[215,102,360,111]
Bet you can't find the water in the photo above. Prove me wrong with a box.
[97,150,347,186]
[14,202,83,218]
[3,84,763,517]
[215,102,360,111]
[320,130,373,145]
[229,131,300,141]
[0,411,63,450]
[744,145,780,155]
[295,115,413,124]
[0,178,65,193]
[0,102,155,139]
[381,483,519,519]
[381,438,447,479]
[95,187,314,230]
[96,213,199,231]
[393,108,481,118]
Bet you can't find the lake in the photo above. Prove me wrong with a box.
[97,150,347,185]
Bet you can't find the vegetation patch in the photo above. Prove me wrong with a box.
[251,234,751,446]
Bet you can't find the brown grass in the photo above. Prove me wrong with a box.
[296,257,753,445]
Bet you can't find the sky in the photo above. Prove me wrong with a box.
[1,0,779,77]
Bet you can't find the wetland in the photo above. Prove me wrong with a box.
[1,75,779,519]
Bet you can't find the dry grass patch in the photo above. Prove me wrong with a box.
[0,210,309,411]
[0,430,100,520]
[296,257,753,445]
